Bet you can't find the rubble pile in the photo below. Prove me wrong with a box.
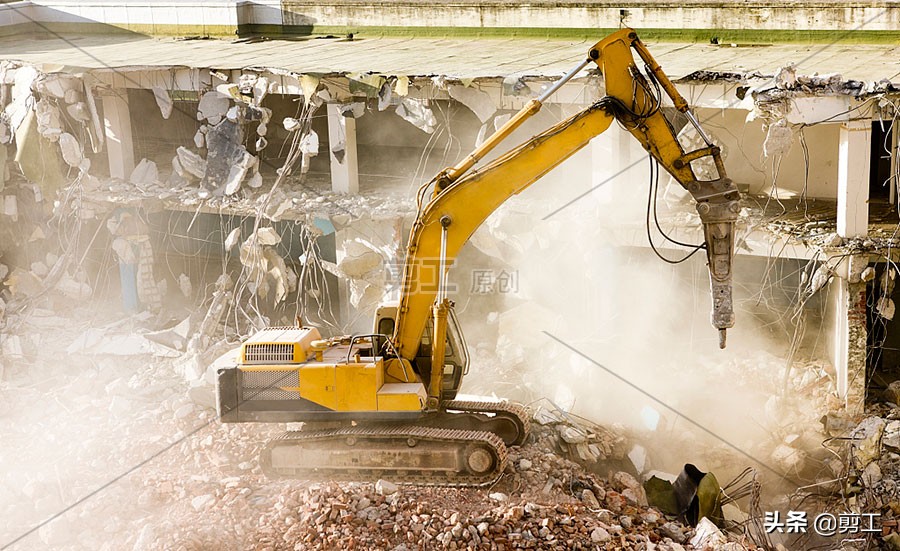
[845,410,900,549]
[235,419,752,551]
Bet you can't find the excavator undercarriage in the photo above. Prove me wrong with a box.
[262,401,530,486]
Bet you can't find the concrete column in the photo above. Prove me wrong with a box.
[102,93,135,180]
[326,104,359,194]
[830,121,871,415]
[828,254,868,415]
[837,120,871,238]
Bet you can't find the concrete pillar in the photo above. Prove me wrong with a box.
[837,120,871,238]
[828,254,868,416]
[102,93,135,180]
[829,121,871,415]
[326,104,359,194]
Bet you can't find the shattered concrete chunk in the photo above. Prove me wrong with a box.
[502,75,532,96]
[883,420,900,450]
[877,297,895,320]
[375,479,398,496]
[224,227,241,252]
[300,74,319,102]
[377,81,392,111]
[224,150,257,196]
[299,130,319,156]
[253,76,270,105]
[851,417,886,467]
[152,86,173,119]
[449,85,496,123]
[394,75,409,97]
[58,132,83,169]
[283,117,301,132]
[690,517,727,548]
[35,98,63,142]
[193,127,206,149]
[197,91,230,125]
[396,98,436,133]
[348,73,386,97]
[203,120,246,189]
[130,158,158,185]
[774,64,797,89]
[590,527,610,543]
[256,227,281,246]
[66,102,90,122]
[339,102,365,119]
[176,147,207,180]
[763,119,793,158]
[247,170,263,189]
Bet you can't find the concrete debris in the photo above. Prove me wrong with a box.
[299,129,319,174]
[224,150,257,196]
[14,110,65,190]
[130,158,158,186]
[774,64,797,90]
[878,297,896,320]
[256,227,281,246]
[204,119,248,189]
[375,479,398,496]
[348,73,386,98]
[224,227,241,252]
[34,98,63,142]
[339,102,365,119]
[193,126,206,148]
[152,86,173,119]
[884,419,900,450]
[689,517,726,549]
[763,119,793,158]
[34,73,80,99]
[300,74,319,102]
[247,169,263,189]
[449,85,496,123]
[851,416,886,467]
[377,81,392,111]
[502,75,532,96]
[187,273,233,354]
[396,98,436,134]
[175,147,207,181]
[393,75,410,97]
[66,101,91,122]
[178,274,193,299]
[57,132,83,169]
[197,91,230,125]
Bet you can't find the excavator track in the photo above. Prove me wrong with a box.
[440,400,531,446]
[262,424,508,486]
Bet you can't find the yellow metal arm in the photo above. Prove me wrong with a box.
[393,28,740,358]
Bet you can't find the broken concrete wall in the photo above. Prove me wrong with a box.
[694,107,840,199]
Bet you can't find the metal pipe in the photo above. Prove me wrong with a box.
[437,218,449,302]
[537,58,593,103]
[685,109,714,146]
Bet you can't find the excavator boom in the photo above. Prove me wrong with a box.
[392,28,740,364]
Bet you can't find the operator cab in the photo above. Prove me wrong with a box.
[374,304,468,401]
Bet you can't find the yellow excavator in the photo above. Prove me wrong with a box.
[216,29,740,486]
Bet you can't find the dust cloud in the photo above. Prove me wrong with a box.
[448,128,832,494]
